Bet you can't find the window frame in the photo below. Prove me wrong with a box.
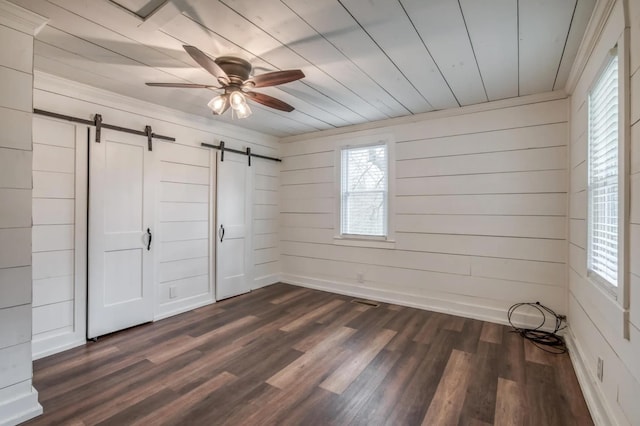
[585,43,629,307]
[334,134,395,249]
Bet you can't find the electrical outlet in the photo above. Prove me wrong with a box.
[169,286,177,299]
[597,357,604,382]
[357,272,364,283]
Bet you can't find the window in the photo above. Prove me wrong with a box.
[587,53,619,288]
[340,143,388,237]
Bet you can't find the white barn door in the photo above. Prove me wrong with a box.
[88,129,156,339]
[216,152,252,300]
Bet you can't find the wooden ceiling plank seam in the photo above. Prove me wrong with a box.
[280,0,415,115]
[553,0,596,91]
[396,0,462,108]
[50,0,206,67]
[552,0,579,91]
[46,0,198,69]
[256,86,340,129]
[399,0,488,106]
[217,0,405,120]
[282,0,433,114]
[518,0,576,96]
[335,0,435,112]
[163,10,370,125]
[341,0,460,110]
[24,0,218,85]
[458,0,519,101]
[456,0,489,102]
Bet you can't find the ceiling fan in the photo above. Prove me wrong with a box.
[146,45,305,119]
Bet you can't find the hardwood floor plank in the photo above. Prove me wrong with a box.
[494,378,526,426]
[454,317,483,354]
[319,348,402,425]
[523,337,554,365]
[146,315,259,364]
[384,329,458,425]
[412,311,445,345]
[25,284,592,426]
[269,287,309,304]
[525,361,575,425]
[267,326,355,389]
[443,315,467,332]
[459,341,501,424]
[480,321,504,344]
[130,371,237,426]
[421,349,473,425]
[77,351,204,425]
[319,328,396,394]
[351,342,429,425]
[499,327,526,383]
[279,299,345,332]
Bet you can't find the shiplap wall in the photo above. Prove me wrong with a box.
[253,160,281,288]
[157,142,212,317]
[31,116,85,358]
[31,72,280,351]
[0,2,44,424]
[566,1,640,424]
[280,94,568,326]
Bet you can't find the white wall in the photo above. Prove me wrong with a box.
[30,72,280,355]
[279,92,569,327]
[0,2,45,425]
[31,116,85,359]
[566,0,640,424]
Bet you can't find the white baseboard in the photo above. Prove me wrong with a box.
[564,329,614,426]
[32,333,85,360]
[0,385,42,426]
[155,293,214,321]
[281,274,558,331]
[252,274,281,290]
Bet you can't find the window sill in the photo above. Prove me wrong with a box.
[333,236,396,249]
[586,272,619,302]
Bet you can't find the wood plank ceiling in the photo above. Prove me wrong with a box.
[9,0,596,137]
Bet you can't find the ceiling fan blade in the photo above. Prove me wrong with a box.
[245,91,295,112]
[146,82,218,89]
[183,45,230,86]
[245,70,304,88]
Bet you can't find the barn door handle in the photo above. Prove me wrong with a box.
[146,228,152,251]
[219,224,225,242]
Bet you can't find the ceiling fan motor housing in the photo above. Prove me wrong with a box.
[215,56,252,85]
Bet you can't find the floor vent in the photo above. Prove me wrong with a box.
[351,299,380,308]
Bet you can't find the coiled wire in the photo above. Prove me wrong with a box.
[507,302,567,354]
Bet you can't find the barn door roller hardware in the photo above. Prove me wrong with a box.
[33,109,175,150]
[201,141,281,166]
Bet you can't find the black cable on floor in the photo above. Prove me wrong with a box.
[507,302,567,354]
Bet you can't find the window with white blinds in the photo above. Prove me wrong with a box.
[341,144,388,237]
[587,54,619,287]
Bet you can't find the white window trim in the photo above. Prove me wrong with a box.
[334,133,396,249]
[585,34,630,317]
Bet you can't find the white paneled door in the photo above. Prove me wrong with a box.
[88,129,156,339]
[216,152,252,300]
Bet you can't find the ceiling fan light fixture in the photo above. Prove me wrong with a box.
[229,90,247,110]
[234,102,252,119]
[208,94,228,115]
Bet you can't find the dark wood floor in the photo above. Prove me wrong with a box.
[26,283,592,426]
